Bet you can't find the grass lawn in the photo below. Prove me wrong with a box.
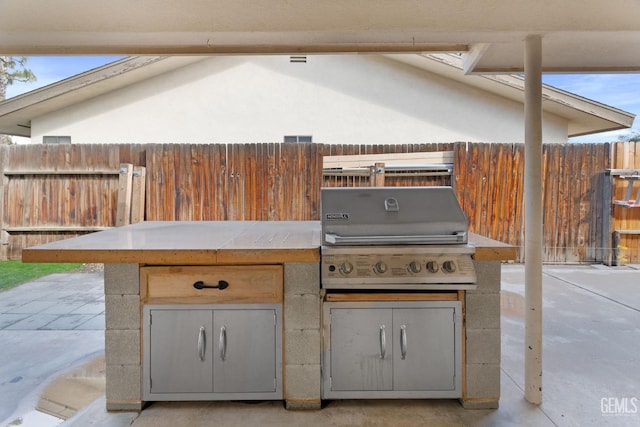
[0,260,82,292]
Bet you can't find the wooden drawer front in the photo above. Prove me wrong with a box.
[142,265,283,304]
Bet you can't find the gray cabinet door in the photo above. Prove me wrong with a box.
[212,309,277,393]
[393,308,456,391]
[329,308,393,391]
[149,309,213,394]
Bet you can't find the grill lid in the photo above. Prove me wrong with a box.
[321,186,469,245]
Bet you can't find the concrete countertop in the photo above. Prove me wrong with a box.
[22,221,516,265]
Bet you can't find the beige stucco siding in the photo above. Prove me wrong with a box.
[30,55,568,144]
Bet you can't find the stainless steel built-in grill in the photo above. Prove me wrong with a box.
[320,186,472,399]
[321,186,476,290]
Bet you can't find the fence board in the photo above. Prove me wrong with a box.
[0,146,7,260]
[513,145,524,254]
[580,145,594,260]
[453,143,468,218]
[556,144,568,262]
[542,144,555,260]
[495,144,510,245]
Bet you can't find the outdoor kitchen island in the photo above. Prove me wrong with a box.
[22,220,515,412]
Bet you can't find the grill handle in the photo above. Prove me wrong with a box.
[379,325,386,359]
[324,232,467,245]
[400,325,408,360]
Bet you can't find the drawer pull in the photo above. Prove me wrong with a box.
[193,280,229,290]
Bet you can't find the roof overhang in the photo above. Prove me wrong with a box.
[0,56,206,137]
[1,1,640,73]
[388,54,635,137]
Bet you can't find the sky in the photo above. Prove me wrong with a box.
[4,56,640,143]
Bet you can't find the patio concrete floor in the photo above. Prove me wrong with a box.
[1,264,639,427]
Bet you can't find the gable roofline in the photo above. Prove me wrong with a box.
[386,53,635,138]
[0,56,206,137]
[0,54,634,139]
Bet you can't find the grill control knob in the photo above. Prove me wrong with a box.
[442,260,456,273]
[408,261,422,274]
[339,262,354,275]
[426,261,439,273]
[373,261,388,274]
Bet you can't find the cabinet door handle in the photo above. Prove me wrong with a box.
[219,325,227,361]
[400,324,408,360]
[379,325,386,359]
[193,280,229,290]
[197,326,206,361]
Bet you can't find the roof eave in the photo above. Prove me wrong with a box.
[0,56,207,137]
[388,53,635,137]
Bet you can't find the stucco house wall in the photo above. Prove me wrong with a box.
[29,55,568,144]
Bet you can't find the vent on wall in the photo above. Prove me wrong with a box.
[290,56,307,63]
[43,136,71,144]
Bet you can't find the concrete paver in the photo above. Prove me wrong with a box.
[2,265,640,427]
[6,301,58,314]
[5,314,62,330]
[40,302,91,316]
[42,314,99,330]
[0,314,29,329]
[71,301,106,315]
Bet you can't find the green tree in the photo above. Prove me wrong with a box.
[1,56,37,144]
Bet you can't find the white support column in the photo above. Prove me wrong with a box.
[524,34,543,405]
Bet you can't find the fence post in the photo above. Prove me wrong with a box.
[131,166,146,223]
[602,170,613,265]
[116,163,134,226]
[372,162,385,186]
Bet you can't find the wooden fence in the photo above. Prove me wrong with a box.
[454,142,611,263]
[1,141,637,263]
[609,141,640,264]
